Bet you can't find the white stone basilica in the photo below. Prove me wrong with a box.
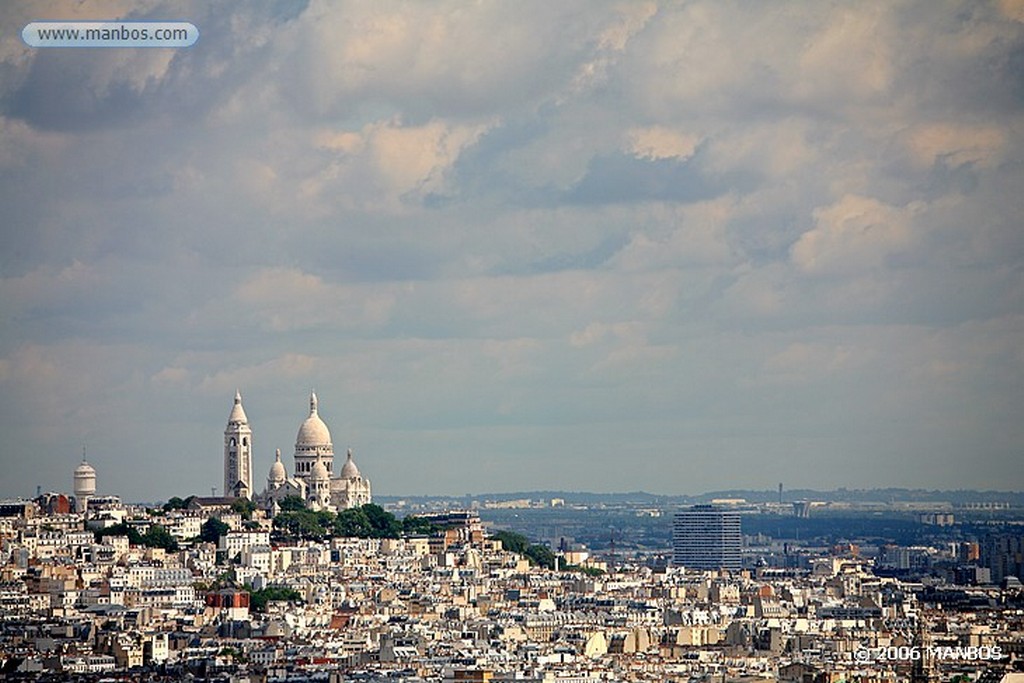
[223,391,371,513]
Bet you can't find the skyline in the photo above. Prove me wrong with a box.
[1,1,1023,501]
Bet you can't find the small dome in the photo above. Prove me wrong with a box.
[296,392,332,448]
[74,460,96,477]
[228,391,248,425]
[310,458,330,482]
[339,449,360,479]
[268,449,286,483]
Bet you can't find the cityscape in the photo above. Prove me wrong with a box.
[1,392,1023,681]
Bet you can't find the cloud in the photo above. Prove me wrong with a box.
[790,194,921,276]
[1,1,1023,498]
[795,5,895,103]
[610,197,739,271]
[760,341,862,386]
[901,122,1007,169]
[197,353,319,395]
[567,1,658,96]
[231,267,396,333]
[278,0,598,119]
[364,118,492,199]
[625,126,700,161]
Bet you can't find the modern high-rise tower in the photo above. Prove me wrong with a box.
[672,505,742,571]
[224,391,253,499]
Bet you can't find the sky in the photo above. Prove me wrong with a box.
[1,1,1022,503]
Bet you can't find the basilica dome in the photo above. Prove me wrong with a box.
[268,449,286,483]
[340,449,360,479]
[296,392,332,448]
[310,458,330,482]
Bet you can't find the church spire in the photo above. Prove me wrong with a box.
[228,390,248,425]
[224,391,253,499]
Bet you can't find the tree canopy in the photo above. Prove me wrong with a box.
[201,517,230,544]
[95,523,143,546]
[247,585,303,612]
[94,523,178,552]
[231,498,257,520]
[491,529,560,571]
[162,495,195,512]
[278,495,306,512]
[271,504,437,542]
[143,524,179,552]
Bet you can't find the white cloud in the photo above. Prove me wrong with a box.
[365,118,492,198]
[280,0,594,118]
[567,1,658,95]
[625,126,700,161]
[759,341,862,386]
[611,198,738,271]
[232,268,396,332]
[790,195,921,276]
[197,354,319,396]
[902,122,1007,169]
[795,5,896,103]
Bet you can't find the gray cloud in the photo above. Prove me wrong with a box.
[1,1,1022,501]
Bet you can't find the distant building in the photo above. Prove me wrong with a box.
[418,510,485,544]
[981,533,1024,584]
[0,500,35,519]
[253,392,371,513]
[35,492,72,515]
[673,505,742,571]
[223,392,254,499]
[73,459,96,513]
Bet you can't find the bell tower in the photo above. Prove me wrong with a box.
[224,391,253,499]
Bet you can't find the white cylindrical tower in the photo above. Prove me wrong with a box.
[73,459,96,514]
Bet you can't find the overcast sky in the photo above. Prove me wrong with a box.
[1,1,1022,502]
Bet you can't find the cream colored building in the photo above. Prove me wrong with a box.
[255,392,371,513]
[223,391,254,499]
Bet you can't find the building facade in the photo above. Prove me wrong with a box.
[223,392,254,499]
[251,392,371,513]
[672,505,742,571]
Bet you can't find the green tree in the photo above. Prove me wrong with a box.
[278,495,306,512]
[142,524,179,552]
[274,510,332,540]
[491,530,529,554]
[334,507,370,537]
[162,495,195,512]
[95,523,143,546]
[248,585,304,612]
[231,498,257,520]
[363,503,401,538]
[491,530,557,570]
[401,515,439,535]
[525,543,556,570]
[201,517,230,544]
